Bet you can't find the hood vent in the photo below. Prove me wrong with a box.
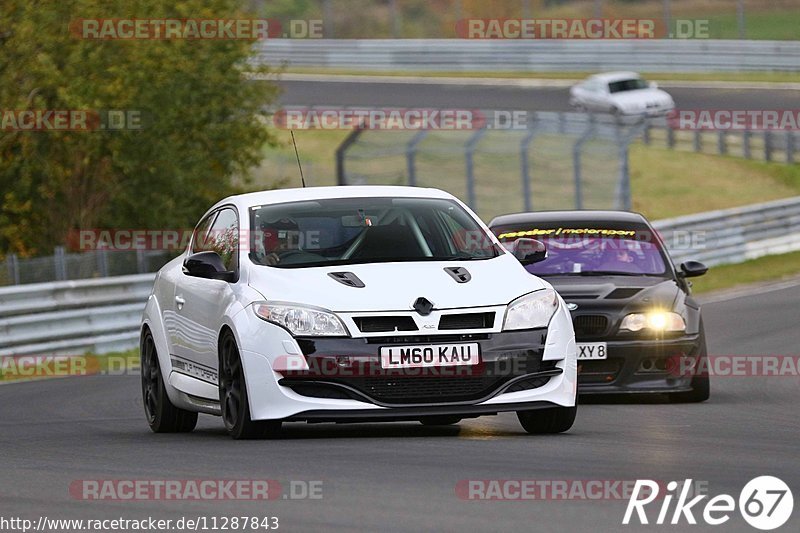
[605,288,642,299]
[328,272,365,288]
[558,293,599,300]
[444,266,471,283]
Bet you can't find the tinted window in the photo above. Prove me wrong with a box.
[249,197,500,268]
[608,78,648,93]
[493,224,669,276]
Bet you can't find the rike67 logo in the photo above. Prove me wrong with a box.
[623,477,793,530]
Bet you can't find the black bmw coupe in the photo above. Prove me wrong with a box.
[489,210,710,402]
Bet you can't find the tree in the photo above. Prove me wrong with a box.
[0,0,278,256]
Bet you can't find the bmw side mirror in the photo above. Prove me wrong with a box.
[509,238,547,265]
[679,260,708,278]
[184,251,236,282]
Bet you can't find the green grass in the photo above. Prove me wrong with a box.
[282,67,800,84]
[629,146,800,220]
[705,12,800,40]
[692,251,800,294]
[0,349,138,383]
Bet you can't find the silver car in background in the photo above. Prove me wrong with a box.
[569,71,675,117]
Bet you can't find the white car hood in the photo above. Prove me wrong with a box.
[248,253,546,312]
[610,88,672,107]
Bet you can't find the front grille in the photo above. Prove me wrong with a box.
[364,333,490,344]
[573,315,609,337]
[438,312,495,330]
[353,316,418,333]
[350,374,507,404]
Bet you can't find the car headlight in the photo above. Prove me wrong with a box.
[503,289,559,331]
[254,302,349,337]
[619,311,685,332]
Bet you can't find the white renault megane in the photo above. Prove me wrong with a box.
[140,186,577,438]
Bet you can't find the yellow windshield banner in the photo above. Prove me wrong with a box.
[497,228,637,240]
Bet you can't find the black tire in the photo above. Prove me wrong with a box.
[219,331,281,439]
[141,330,198,433]
[517,406,577,434]
[419,416,462,426]
[669,324,711,403]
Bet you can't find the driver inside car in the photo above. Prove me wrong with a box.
[261,218,302,266]
[598,244,643,273]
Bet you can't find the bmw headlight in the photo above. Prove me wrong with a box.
[619,311,685,332]
[254,302,349,337]
[503,289,559,331]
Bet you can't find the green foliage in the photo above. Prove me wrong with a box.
[0,0,278,256]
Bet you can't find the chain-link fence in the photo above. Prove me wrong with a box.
[334,110,799,221]
[337,111,645,222]
[1,248,174,287]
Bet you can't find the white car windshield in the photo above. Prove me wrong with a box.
[249,197,501,268]
[608,78,649,93]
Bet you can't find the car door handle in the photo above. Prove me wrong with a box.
[175,295,185,309]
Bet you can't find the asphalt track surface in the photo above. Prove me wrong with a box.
[276,77,800,112]
[1,281,799,532]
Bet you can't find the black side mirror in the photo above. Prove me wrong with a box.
[508,238,547,265]
[679,260,708,278]
[184,251,236,282]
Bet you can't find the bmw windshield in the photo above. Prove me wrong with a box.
[249,197,501,268]
[493,224,670,277]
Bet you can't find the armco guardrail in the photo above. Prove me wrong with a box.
[0,274,154,357]
[254,39,800,72]
[2,197,799,358]
[654,196,800,267]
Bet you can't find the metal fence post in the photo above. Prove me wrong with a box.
[520,126,536,212]
[54,246,67,281]
[764,131,773,162]
[717,130,727,155]
[96,249,109,277]
[787,132,795,164]
[667,124,675,149]
[743,130,752,159]
[643,121,651,145]
[693,130,702,152]
[336,125,366,185]
[405,130,428,187]
[7,254,20,285]
[465,127,488,210]
[136,249,147,273]
[573,117,596,210]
